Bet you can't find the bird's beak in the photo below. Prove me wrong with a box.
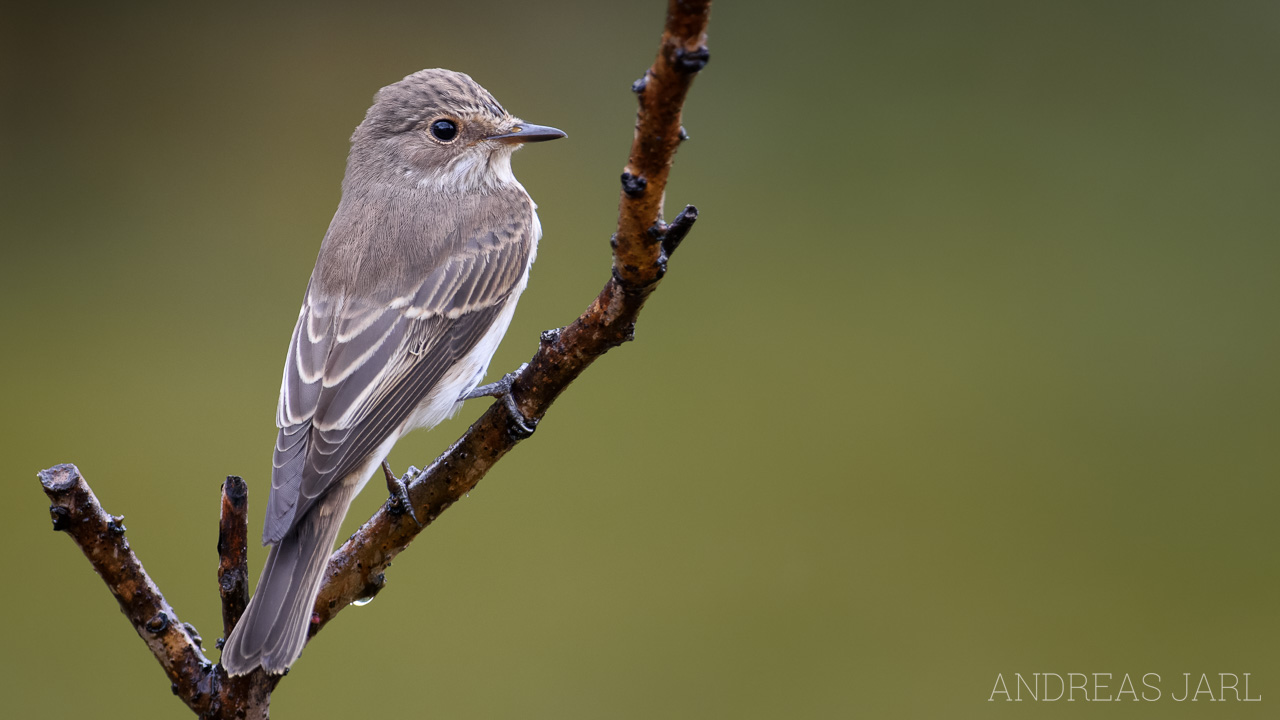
[487,123,567,145]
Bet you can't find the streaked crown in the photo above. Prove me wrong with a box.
[357,69,509,139]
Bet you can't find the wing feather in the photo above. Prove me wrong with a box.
[263,193,534,544]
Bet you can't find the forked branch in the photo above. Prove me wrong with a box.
[37,2,711,717]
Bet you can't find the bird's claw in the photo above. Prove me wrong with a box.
[381,461,422,527]
[461,364,536,438]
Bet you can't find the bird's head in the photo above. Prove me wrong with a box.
[349,68,565,193]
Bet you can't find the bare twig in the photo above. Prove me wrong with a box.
[217,476,249,643]
[37,2,712,716]
[39,465,223,715]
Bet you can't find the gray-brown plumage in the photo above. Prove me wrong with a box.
[220,69,564,676]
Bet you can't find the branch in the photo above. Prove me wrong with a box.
[216,476,249,643]
[37,1,712,716]
[309,0,712,639]
[40,465,279,717]
[39,465,224,714]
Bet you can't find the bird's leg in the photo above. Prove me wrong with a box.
[460,363,537,438]
[382,460,422,527]
[461,364,526,401]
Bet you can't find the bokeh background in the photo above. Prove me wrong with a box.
[3,1,1277,717]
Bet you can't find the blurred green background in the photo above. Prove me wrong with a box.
[3,1,1277,717]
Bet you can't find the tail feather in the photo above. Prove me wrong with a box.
[221,488,353,676]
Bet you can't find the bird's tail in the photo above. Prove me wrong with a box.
[220,489,352,676]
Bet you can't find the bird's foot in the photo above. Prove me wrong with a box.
[460,363,527,401]
[461,364,537,438]
[382,460,422,527]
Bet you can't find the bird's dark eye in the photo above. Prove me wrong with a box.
[429,119,458,142]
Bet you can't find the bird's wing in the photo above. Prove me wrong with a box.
[263,204,533,545]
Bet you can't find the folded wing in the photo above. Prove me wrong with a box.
[264,217,532,545]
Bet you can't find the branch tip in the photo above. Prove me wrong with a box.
[661,204,699,256]
[223,475,247,507]
[38,463,81,493]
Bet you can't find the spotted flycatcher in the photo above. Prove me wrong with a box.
[220,69,564,675]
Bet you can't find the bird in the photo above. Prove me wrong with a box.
[220,68,565,675]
